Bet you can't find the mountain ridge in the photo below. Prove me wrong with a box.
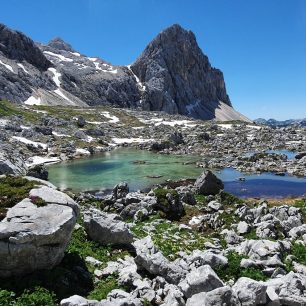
[0,23,249,121]
[254,118,306,127]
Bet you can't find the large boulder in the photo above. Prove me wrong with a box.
[265,272,306,305]
[194,170,224,195]
[83,209,135,247]
[0,144,27,175]
[184,250,228,269]
[112,182,129,200]
[0,186,79,277]
[26,164,48,180]
[178,265,224,298]
[133,236,186,284]
[234,239,289,268]
[232,277,267,306]
[186,286,241,306]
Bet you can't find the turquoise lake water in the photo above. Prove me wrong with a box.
[48,148,306,198]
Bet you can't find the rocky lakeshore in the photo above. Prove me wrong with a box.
[1,101,306,181]
[0,170,306,305]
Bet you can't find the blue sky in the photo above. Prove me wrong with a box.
[1,0,306,120]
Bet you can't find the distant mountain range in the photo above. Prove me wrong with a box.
[254,118,306,127]
[0,23,249,121]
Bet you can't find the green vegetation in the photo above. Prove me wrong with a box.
[216,251,267,282]
[291,242,306,265]
[0,176,39,219]
[154,188,179,206]
[0,100,40,123]
[67,226,129,270]
[216,211,239,229]
[243,228,258,240]
[87,275,124,301]
[194,194,208,205]
[0,287,57,306]
[132,216,209,259]
[218,191,244,205]
[293,199,306,220]
[29,196,47,207]
[153,188,182,220]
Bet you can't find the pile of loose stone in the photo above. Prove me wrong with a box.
[62,171,306,305]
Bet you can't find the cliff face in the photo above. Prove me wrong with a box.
[0,23,248,121]
[131,24,231,119]
[0,24,51,71]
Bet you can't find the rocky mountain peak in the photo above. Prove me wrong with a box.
[131,24,233,119]
[47,37,75,52]
[152,23,197,47]
[0,22,247,121]
[0,23,51,71]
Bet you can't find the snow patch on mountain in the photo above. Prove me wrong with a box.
[43,51,73,62]
[24,95,41,105]
[48,67,61,87]
[0,59,14,73]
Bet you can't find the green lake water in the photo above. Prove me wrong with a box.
[48,148,306,198]
[48,149,202,192]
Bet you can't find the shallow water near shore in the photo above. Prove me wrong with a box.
[48,148,306,198]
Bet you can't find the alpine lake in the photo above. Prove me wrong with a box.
[48,148,306,198]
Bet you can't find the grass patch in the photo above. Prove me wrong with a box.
[218,191,244,205]
[243,228,258,240]
[293,199,306,221]
[87,275,123,301]
[216,211,239,229]
[0,100,40,123]
[131,217,209,259]
[0,287,57,306]
[0,176,39,218]
[216,251,267,282]
[291,242,306,265]
[194,194,208,205]
[67,225,129,270]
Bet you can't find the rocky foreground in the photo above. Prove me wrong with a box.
[0,170,306,305]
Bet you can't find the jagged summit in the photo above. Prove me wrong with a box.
[47,37,75,53]
[130,24,233,119]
